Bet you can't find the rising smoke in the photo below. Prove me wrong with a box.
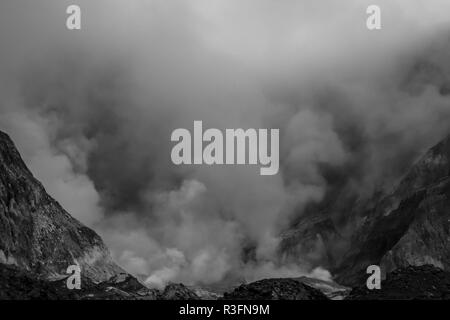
[1,0,450,287]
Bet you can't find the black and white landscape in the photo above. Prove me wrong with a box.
[1,0,450,300]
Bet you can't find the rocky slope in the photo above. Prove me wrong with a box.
[0,130,123,282]
[335,135,450,286]
[293,276,350,300]
[222,278,329,300]
[346,265,450,300]
[0,263,202,300]
[279,211,343,270]
[280,134,450,289]
[0,130,206,300]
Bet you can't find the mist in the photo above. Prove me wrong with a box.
[1,0,450,287]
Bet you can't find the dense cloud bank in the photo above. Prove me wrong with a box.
[1,0,450,286]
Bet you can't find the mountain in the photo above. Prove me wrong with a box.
[0,130,123,282]
[280,134,450,288]
[335,135,450,285]
[2,126,449,299]
[0,130,208,300]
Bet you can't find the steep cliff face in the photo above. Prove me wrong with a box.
[279,178,386,273]
[280,134,450,287]
[335,135,450,285]
[279,212,343,269]
[0,131,123,282]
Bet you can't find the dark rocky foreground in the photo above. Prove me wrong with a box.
[281,134,450,289]
[2,261,450,300]
[0,263,199,300]
[0,264,328,300]
[222,278,329,300]
[0,263,334,300]
[346,265,450,300]
[0,262,331,300]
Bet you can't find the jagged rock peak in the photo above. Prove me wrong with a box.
[0,130,123,282]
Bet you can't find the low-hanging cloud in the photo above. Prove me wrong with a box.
[1,0,450,287]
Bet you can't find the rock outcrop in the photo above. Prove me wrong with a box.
[0,130,123,282]
[160,283,200,300]
[346,265,450,300]
[336,135,450,286]
[0,263,160,300]
[281,134,450,288]
[222,278,329,300]
[279,211,344,270]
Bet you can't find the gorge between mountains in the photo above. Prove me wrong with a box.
[1,128,449,300]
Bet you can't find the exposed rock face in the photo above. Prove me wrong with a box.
[0,262,75,300]
[335,135,450,286]
[279,182,384,273]
[0,262,206,300]
[293,276,350,300]
[380,137,450,271]
[0,263,160,300]
[281,134,450,288]
[99,273,160,299]
[222,278,329,300]
[346,265,450,300]
[0,131,123,282]
[279,212,343,270]
[160,283,200,300]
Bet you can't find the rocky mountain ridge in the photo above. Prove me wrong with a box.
[0,130,123,282]
[335,135,450,285]
[279,133,450,290]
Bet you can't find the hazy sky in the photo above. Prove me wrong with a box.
[1,0,450,286]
